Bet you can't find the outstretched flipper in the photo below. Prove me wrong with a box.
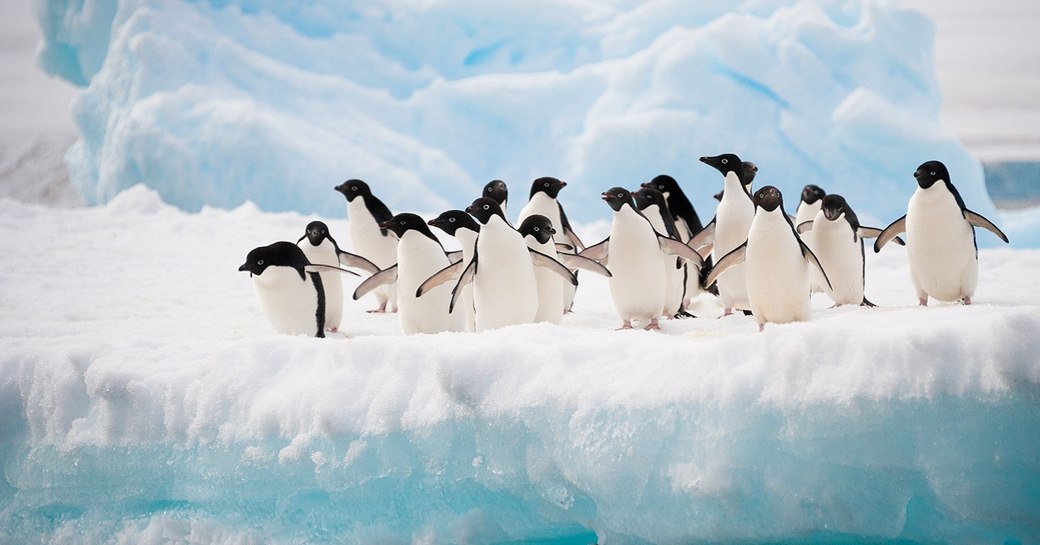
[557,253,612,277]
[796,220,813,234]
[528,248,578,286]
[703,241,747,288]
[558,204,585,251]
[337,250,380,274]
[445,250,464,264]
[352,265,398,300]
[555,242,575,253]
[798,240,833,291]
[857,226,904,246]
[305,263,361,277]
[657,236,704,270]
[965,210,1010,243]
[448,259,478,313]
[416,260,467,298]
[578,237,609,264]
[688,218,716,252]
[873,215,906,252]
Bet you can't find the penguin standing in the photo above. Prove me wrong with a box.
[799,195,895,307]
[695,154,755,316]
[633,188,688,318]
[353,213,464,334]
[428,210,481,332]
[296,221,379,332]
[239,241,358,337]
[874,160,1008,305]
[483,180,509,215]
[516,177,585,313]
[582,188,703,330]
[518,215,567,325]
[640,174,707,309]
[705,186,830,331]
[334,179,398,313]
[794,185,827,229]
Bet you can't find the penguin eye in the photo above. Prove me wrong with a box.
[257,259,264,265]
[350,186,357,191]
[930,171,936,176]
[400,220,406,225]
[543,182,550,188]
[534,226,540,231]
[483,204,490,210]
[448,217,456,223]
[721,158,729,165]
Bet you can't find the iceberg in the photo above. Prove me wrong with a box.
[34,0,1010,244]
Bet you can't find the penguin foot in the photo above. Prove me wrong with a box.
[962,296,972,305]
[327,326,339,333]
[644,320,661,331]
[918,298,928,306]
[719,307,733,319]
[758,322,766,333]
[616,321,634,330]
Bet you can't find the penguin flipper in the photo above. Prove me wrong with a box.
[305,263,361,277]
[555,242,575,253]
[416,260,466,298]
[873,215,906,252]
[657,236,704,270]
[799,240,833,291]
[796,220,813,234]
[557,252,612,277]
[445,250,464,264]
[448,259,478,313]
[337,250,380,274]
[857,227,905,246]
[688,217,716,252]
[528,248,579,286]
[578,237,609,265]
[964,210,1010,243]
[352,264,398,300]
[558,203,586,251]
[704,241,747,288]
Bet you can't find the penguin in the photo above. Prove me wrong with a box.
[633,187,689,318]
[874,160,1009,305]
[428,210,481,332]
[352,213,464,334]
[417,198,579,332]
[334,179,398,313]
[797,194,899,307]
[518,215,568,324]
[483,179,509,215]
[515,177,586,314]
[794,185,827,228]
[239,241,360,337]
[712,161,757,202]
[693,154,755,316]
[705,186,831,331]
[580,188,703,330]
[296,221,379,332]
[639,174,704,239]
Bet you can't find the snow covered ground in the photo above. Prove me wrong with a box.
[1,186,1038,544]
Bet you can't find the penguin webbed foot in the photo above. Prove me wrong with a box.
[860,298,877,308]
[616,321,634,331]
[644,320,661,331]
[962,296,972,305]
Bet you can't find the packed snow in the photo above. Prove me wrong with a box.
[1,185,1038,544]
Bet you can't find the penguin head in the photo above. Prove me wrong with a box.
[483,180,508,206]
[914,160,949,189]
[299,220,332,247]
[529,177,567,199]
[699,153,746,181]
[820,194,849,221]
[801,184,826,205]
[334,179,371,202]
[640,175,679,198]
[518,214,556,244]
[602,187,635,212]
[742,161,758,186]
[379,213,437,240]
[466,197,507,225]
[752,185,784,213]
[633,187,666,212]
[239,241,309,279]
[429,209,480,237]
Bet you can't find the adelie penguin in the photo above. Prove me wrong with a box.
[516,177,586,313]
[483,179,509,215]
[705,186,831,332]
[793,184,828,294]
[874,160,1008,305]
[633,187,689,319]
[239,241,360,337]
[335,179,398,313]
[352,213,464,334]
[296,220,379,333]
[581,187,703,331]
[428,210,481,332]
[797,195,901,307]
[640,174,708,308]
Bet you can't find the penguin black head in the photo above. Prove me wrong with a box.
[699,153,745,180]
[602,187,635,212]
[742,162,758,185]
[299,220,332,247]
[801,184,826,205]
[466,197,507,225]
[820,193,860,229]
[428,209,480,237]
[239,241,310,279]
[914,160,949,189]
[633,187,667,211]
[334,179,371,202]
[752,185,784,213]
[483,180,508,206]
[378,213,438,241]
[518,214,556,244]
[529,177,567,199]
[641,175,680,198]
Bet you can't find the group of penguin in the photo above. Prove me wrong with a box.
[239,154,1009,337]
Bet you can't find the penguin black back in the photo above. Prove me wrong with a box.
[335,179,394,236]
[641,174,703,235]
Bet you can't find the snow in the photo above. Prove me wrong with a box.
[1,186,1039,544]
[32,0,1018,236]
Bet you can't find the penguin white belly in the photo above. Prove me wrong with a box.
[745,214,810,325]
[796,202,824,293]
[809,218,864,306]
[455,230,479,332]
[713,195,754,310]
[906,189,977,302]
[526,238,565,324]
[473,221,539,331]
[518,193,576,313]
[252,267,321,336]
[299,239,344,330]
[347,199,399,309]
[396,232,463,334]
[645,205,684,316]
[608,208,667,323]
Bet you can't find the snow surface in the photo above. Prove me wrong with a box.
[35,0,1017,234]
[1,185,1039,544]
